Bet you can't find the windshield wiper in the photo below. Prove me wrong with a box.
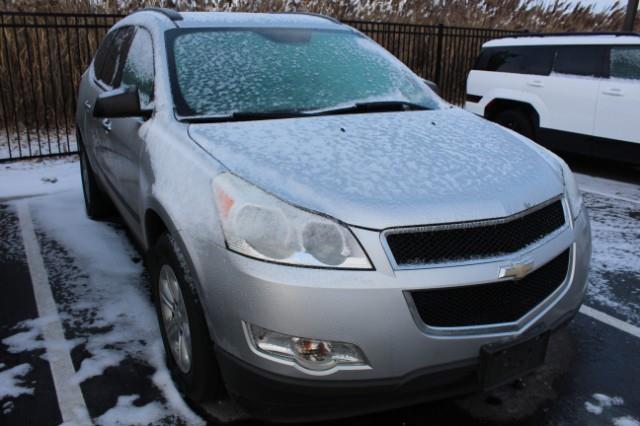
[313,101,432,116]
[181,110,307,123]
[180,102,431,123]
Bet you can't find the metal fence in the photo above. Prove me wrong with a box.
[0,11,520,161]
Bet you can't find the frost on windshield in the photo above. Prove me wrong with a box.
[171,29,436,116]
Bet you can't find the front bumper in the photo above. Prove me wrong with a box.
[216,307,579,422]
[192,207,591,419]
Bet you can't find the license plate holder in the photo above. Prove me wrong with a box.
[479,332,549,390]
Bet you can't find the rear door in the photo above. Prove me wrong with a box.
[541,45,607,136]
[594,45,640,144]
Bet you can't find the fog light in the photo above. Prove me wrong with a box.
[247,324,367,371]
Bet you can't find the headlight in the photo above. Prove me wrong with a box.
[559,160,583,219]
[213,172,372,269]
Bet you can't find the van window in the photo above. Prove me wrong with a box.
[553,46,605,77]
[610,46,640,80]
[473,46,553,75]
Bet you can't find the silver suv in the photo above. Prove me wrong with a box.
[76,9,591,421]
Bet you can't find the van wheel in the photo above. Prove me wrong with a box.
[149,233,222,402]
[79,141,114,220]
[495,110,535,140]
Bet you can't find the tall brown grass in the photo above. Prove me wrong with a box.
[4,0,637,31]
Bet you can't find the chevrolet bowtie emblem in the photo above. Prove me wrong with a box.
[499,260,535,280]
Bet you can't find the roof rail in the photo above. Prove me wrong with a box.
[275,11,342,25]
[132,7,183,21]
[499,31,640,39]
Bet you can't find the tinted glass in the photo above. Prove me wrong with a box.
[97,26,135,87]
[610,46,640,80]
[474,46,553,75]
[167,28,438,117]
[553,46,604,77]
[475,47,524,73]
[120,28,155,107]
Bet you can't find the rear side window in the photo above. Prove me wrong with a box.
[474,46,553,75]
[95,26,136,87]
[610,46,640,80]
[553,46,605,77]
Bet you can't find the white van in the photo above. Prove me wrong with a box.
[465,33,640,164]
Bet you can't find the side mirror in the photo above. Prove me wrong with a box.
[422,79,440,96]
[93,85,151,119]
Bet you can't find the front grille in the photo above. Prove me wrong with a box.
[410,249,571,328]
[386,199,565,266]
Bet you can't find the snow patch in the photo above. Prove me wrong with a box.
[95,395,166,426]
[584,393,625,416]
[585,401,604,415]
[2,316,82,359]
[0,157,79,199]
[3,400,15,415]
[614,416,640,426]
[0,363,34,400]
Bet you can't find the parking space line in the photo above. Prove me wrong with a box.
[580,305,640,339]
[17,203,91,425]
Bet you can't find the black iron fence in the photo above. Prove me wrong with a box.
[0,11,520,161]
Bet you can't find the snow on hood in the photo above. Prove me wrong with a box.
[188,108,563,229]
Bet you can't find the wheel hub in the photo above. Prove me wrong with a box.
[159,264,192,373]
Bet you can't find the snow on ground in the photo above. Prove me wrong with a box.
[0,363,34,407]
[576,173,640,204]
[0,157,204,425]
[582,191,640,324]
[28,190,204,425]
[95,394,168,426]
[614,416,640,426]
[0,157,79,200]
[584,393,625,415]
[2,316,82,361]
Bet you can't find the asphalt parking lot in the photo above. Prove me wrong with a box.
[0,155,639,426]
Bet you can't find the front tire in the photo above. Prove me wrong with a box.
[149,233,222,402]
[494,110,535,140]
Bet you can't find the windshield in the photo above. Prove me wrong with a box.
[166,28,439,119]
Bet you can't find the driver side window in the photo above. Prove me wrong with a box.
[120,27,155,109]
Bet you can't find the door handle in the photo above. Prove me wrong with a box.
[602,87,623,96]
[527,80,544,88]
[101,118,112,132]
[84,100,91,110]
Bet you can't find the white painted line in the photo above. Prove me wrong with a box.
[580,188,640,206]
[580,305,640,339]
[17,203,91,425]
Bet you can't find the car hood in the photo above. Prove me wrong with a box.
[188,108,564,230]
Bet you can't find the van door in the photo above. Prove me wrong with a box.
[594,46,640,145]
